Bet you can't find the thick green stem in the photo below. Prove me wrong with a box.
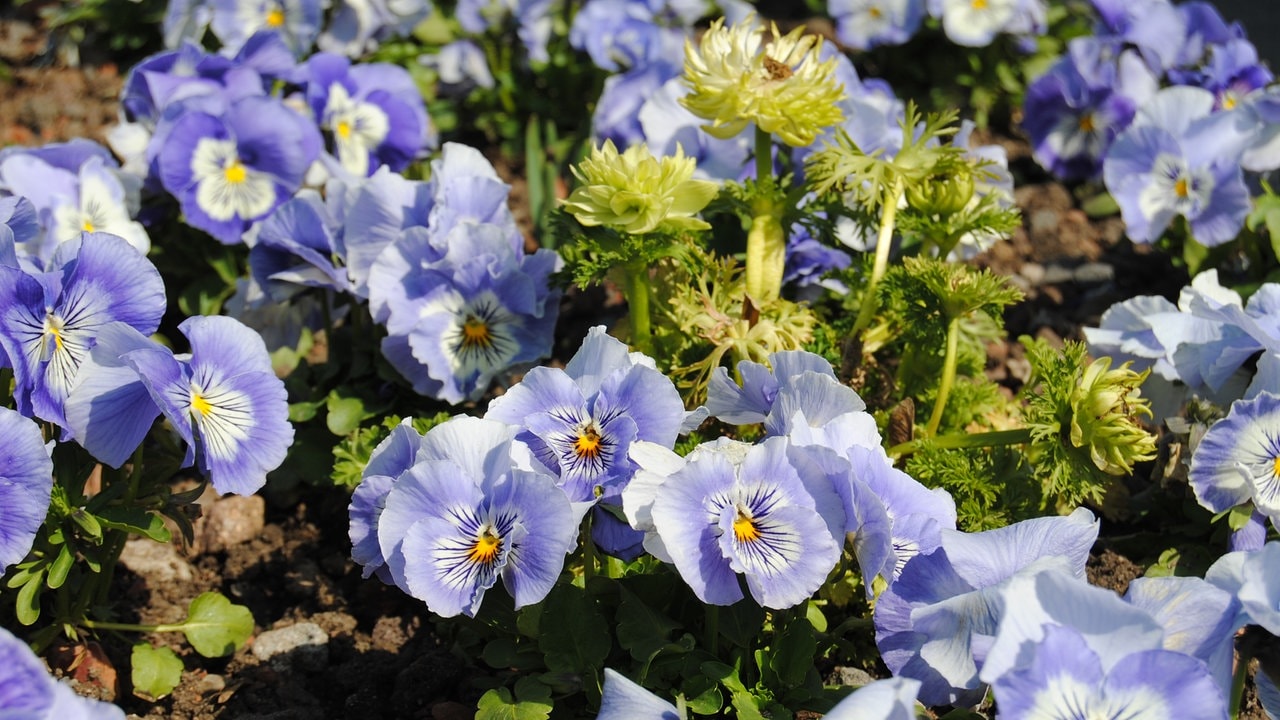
[745,127,786,306]
[623,261,653,355]
[925,316,961,437]
[851,179,906,338]
[889,427,1033,458]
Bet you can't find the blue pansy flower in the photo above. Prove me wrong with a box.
[373,416,577,617]
[828,0,924,51]
[0,232,165,430]
[1188,392,1280,532]
[210,0,322,57]
[0,625,125,719]
[0,408,53,572]
[249,189,352,301]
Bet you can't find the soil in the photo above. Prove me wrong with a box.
[0,6,1261,720]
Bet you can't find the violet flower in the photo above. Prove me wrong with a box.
[1188,392,1280,532]
[156,94,320,244]
[828,0,924,51]
[570,0,686,72]
[318,0,432,57]
[249,189,352,301]
[1102,85,1253,247]
[209,0,322,57]
[0,625,124,720]
[350,419,425,582]
[0,408,54,572]
[297,53,436,177]
[374,416,576,617]
[0,232,165,430]
[597,668,681,719]
[926,0,1045,47]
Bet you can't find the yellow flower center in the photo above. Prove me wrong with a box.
[467,529,502,565]
[82,219,95,232]
[574,426,603,461]
[460,316,492,350]
[1222,94,1237,110]
[1078,113,1095,133]
[732,510,762,543]
[265,7,286,27]
[1273,456,1280,477]
[224,160,247,185]
[971,0,988,8]
[190,390,213,417]
[336,120,352,140]
[43,315,65,354]
[1174,178,1190,198]
[869,5,883,19]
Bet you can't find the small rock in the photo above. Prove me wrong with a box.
[1041,263,1075,285]
[201,495,265,554]
[196,673,226,694]
[1019,261,1046,286]
[118,537,195,584]
[1030,209,1060,237]
[827,666,876,687]
[1073,262,1115,284]
[1007,356,1033,385]
[252,623,329,673]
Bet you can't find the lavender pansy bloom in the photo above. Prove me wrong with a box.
[594,61,682,150]
[598,668,681,719]
[927,0,1045,47]
[638,75,750,181]
[0,408,53,572]
[424,142,521,250]
[784,222,851,292]
[644,436,842,609]
[1102,85,1253,247]
[373,222,560,404]
[349,419,425,582]
[706,350,848,426]
[210,0,322,57]
[319,0,433,57]
[1169,0,1234,71]
[0,233,165,430]
[422,40,495,95]
[1188,37,1274,112]
[990,623,1226,720]
[1189,393,1280,535]
[374,417,576,617]
[157,94,320,244]
[120,315,293,495]
[485,325,687,502]
[298,53,436,177]
[1090,0,1186,72]
[828,0,924,51]
[249,189,352,301]
[874,508,1098,706]
[0,625,125,720]
[570,0,686,72]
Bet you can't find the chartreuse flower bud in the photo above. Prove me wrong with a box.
[562,140,719,236]
[1069,357,1157,476]
[681,15,845,147]
[905,155,976,216]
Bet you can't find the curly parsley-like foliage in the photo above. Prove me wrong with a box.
[331,412,452,488]
[906,443,1041,531]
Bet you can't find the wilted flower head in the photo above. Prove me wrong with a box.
[1070,356,1158,476]
[563,139,719,235]
[680,15,845,147]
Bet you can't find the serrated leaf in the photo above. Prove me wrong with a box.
[175,592,254,657]
[97,507,172,543]
[475,687,552,720]
[131,643,183,700]
[537,584,610,674]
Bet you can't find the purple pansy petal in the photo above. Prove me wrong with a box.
[349,473,396,579]
[824,677,921,720]
[63,322,163,468]
[1189,392,1280,521]
[598,668,681,720]
[0,408,53,571]
[1124,576,1238,694]
[490,469,576,609]
[650,448,744,605]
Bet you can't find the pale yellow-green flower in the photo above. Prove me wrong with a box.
[1069,357,1158,476]
[681,15,845,147]
[562,140,720,235]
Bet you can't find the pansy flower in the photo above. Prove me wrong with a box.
[927,0,1045,47]
[296,53,435,177]
[828,0,924,51]
[156,94,320,244]
[0,625,125,720]
[373,417,577,617]
[635,436,842,609]
[210,0,322,57]
[0,232,165,430]
[486,326,688,502]
[318,0,432,58]
[249,189,352,301]
[1102,85,1253,247]
[1188,392,1280,532]
[0,408,54,572]
[349,419,425,582]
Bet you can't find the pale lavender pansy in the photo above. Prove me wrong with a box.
[0,408,53,572]
[0,626,125,720]
[209,0,322,57]
[828,0,924,51]
[1189,393,1280,539]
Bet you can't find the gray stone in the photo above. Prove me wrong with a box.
[828,666,876,688]
[1018,262,1046,287]
[252,623,329,673]
[118,537,195,584]
[1073,262,1114,284]
[201,495,265,554]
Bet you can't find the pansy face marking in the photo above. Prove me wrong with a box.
[190,137,275,222]
[264,2,286,28]
[1141,153,1214,219]
[188,381,253,460]
[324,84,390,177]
[443,293,520,378]
[36,311,84,397]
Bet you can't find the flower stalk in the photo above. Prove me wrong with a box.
[852,178,906,337]
[925,315,962,437]
[623,260,654,355]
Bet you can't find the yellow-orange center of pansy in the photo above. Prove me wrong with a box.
[266,7,286,27]
[461,317,492,349]
[733,511,762,543]
[467,530,501,565]
[574,426,603,460]
[224,160,247,185]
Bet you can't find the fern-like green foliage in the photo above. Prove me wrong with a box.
[331,412,454,488]
[549,209,694,291]
[906,444,1041,531]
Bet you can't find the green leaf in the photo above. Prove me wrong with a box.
[289,400,321,423]
[769,617,817,687]
[537,584,610,674]
[131,643,184,700]
[175,592,254,657]
[615,585,681,666]
[97,507,172,543]
[475,687,552,720]
[70,508,103,542]
[15,568,44,625]
[46,544,74,590]
[1228,504,1256,532]
[326,392,368,435]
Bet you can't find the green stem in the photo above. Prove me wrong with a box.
[623,261,653,355]
[754,126,771,187]
[925,315,961,437]
[851,179,906,338]
[1230,649,1250,720]
[889,427,1033,458]
[744,127,786,306]
[581,512,596,584]
[82,617,183,634]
